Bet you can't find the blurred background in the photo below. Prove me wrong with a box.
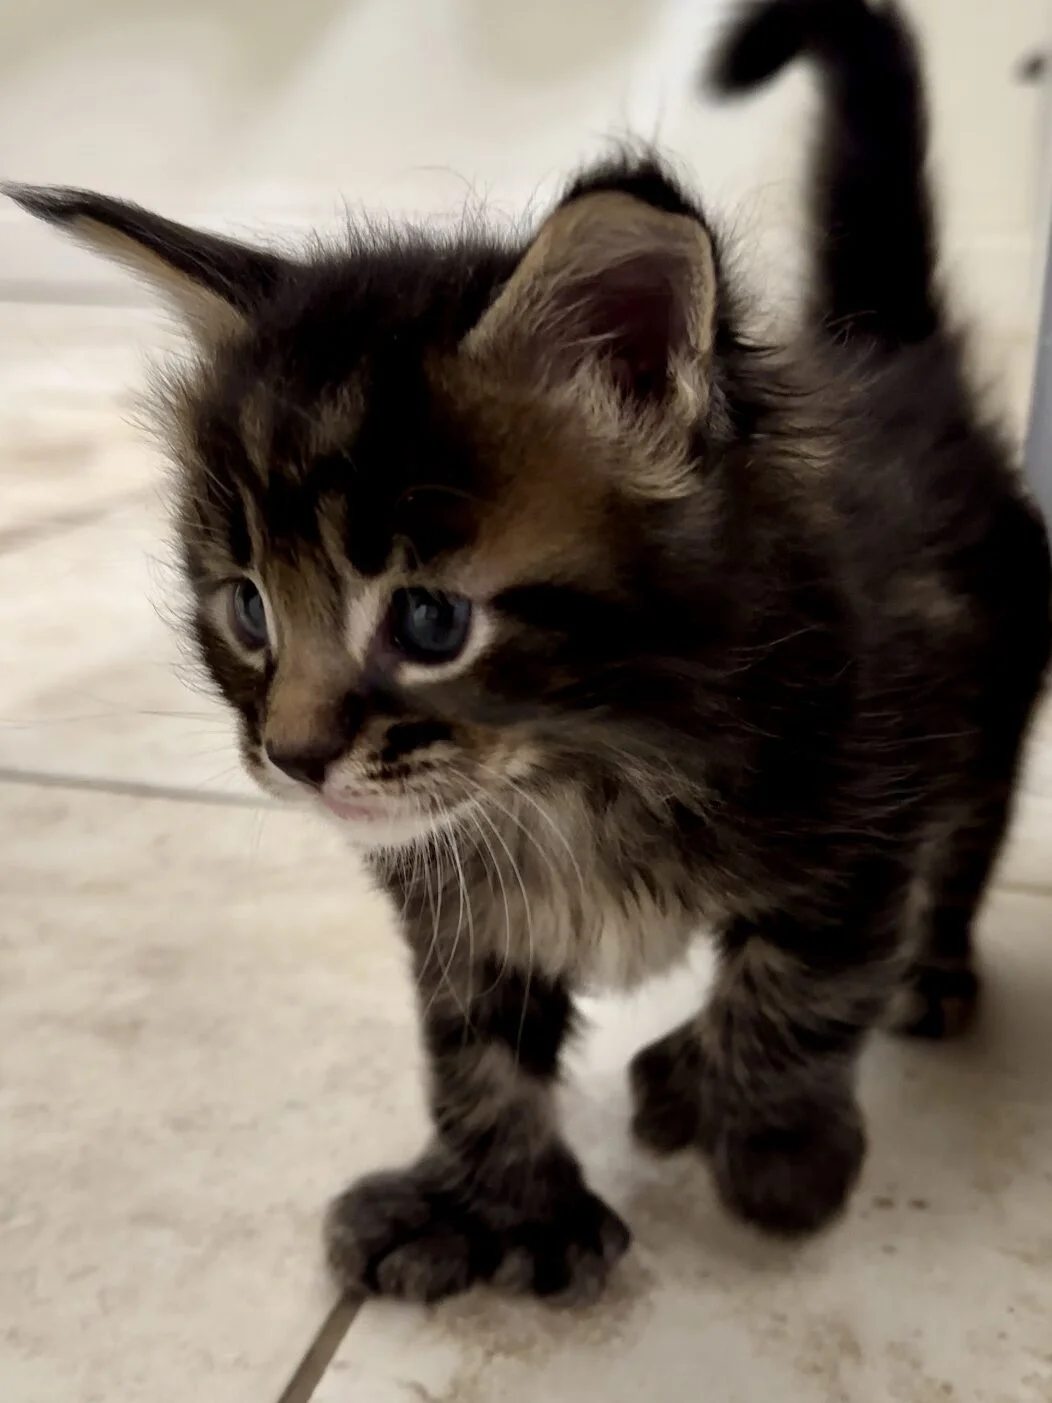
[1,0,1049,331]
[3,6,1052,1403]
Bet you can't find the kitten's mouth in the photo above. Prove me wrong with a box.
[314,786,453,851]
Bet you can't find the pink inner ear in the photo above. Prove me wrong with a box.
[558,249,691,404]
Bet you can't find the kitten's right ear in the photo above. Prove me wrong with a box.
[4,184,286,340]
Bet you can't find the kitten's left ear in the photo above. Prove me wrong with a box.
[464,188,719,414]
[4,184,286,340]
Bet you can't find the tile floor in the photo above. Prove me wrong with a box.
[2,18,1052,1388]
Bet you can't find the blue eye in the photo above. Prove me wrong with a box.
[390,588,472,663]
[229,579,268,651]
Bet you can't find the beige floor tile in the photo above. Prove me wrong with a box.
[0,305,181,542]
[0,499,254,795]
[1000,790,1052,890]
[0,783,424,1403]
[0,307,250,795]
[998,696,1052,889]
[317,888,1052,1403]
[1020,691,1052,798]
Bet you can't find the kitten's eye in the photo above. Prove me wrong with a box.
[229,579,269,651]
[389,588,472,663]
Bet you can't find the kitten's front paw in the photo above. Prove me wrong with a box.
[711,1099,866,1237]
[325,1157,630,1306]
[325,1166,487,1303]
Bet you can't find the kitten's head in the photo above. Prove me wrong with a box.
[8,163,731,850]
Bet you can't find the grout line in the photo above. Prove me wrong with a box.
[0,765,276,810]
[273,1296,364,1403]
[0,489,151,555]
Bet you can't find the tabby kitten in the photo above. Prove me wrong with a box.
[9,0,1049,1305]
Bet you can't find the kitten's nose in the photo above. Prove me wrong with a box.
[264,736,345,787]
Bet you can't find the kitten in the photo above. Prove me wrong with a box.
[9,0,1049,1306]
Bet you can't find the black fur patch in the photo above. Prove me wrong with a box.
[379,719,452,765]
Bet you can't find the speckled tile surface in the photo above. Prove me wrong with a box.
[0,495,254,795]
[0,783,419,1403]
[0,305,181,544]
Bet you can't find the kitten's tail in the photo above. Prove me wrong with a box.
[706,0,940,348]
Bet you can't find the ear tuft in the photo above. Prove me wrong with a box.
[562,155,705,220]
[4,183,285,340]
[4,181,85,223]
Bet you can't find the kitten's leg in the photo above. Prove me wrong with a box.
[326,957,629,1305]
[630,896,903,1236]
[893,673,1044,1040]
[889,792,1013,1039]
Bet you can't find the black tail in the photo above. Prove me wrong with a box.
[707,0,940,348]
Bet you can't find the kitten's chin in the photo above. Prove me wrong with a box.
[315,793,441,851]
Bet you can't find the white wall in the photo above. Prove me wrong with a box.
[1,0,1048,342]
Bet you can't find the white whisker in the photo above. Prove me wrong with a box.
[470,799,536,1067]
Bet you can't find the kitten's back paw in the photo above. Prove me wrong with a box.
[325,1158,630,1306]
[886,961,980,1040]
[629,1021,706,1155]
[712,1100,866,1237]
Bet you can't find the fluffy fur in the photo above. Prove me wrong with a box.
[9,0,1049,1303]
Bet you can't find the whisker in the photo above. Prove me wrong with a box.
[470,799,536,1067]
[443,820,476,1044]
[461,798,514,999]
[475,763,588,915]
